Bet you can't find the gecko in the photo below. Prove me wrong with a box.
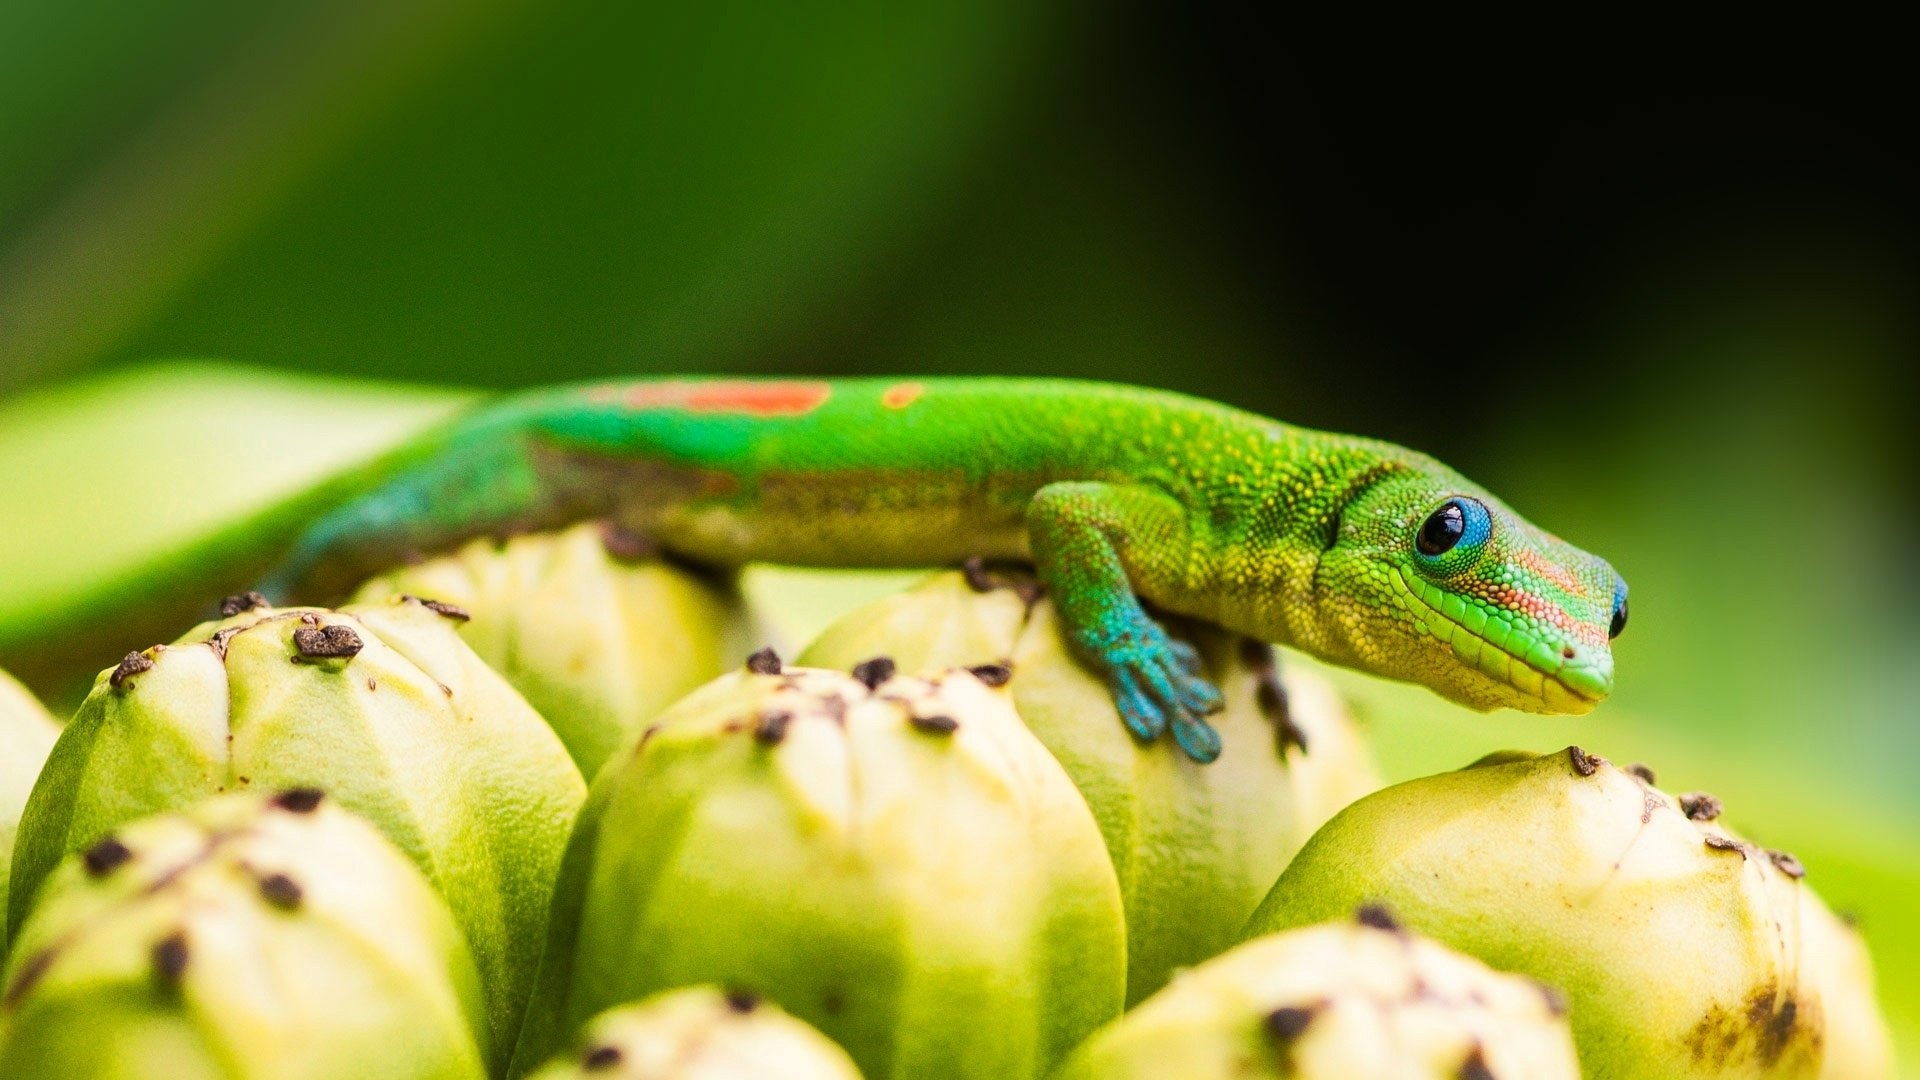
[33,377,1633,762]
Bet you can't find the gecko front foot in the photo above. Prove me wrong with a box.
[1094,616,1226,763]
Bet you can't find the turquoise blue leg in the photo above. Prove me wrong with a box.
[1026,482,1225,763]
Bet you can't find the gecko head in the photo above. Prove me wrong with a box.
[1315,466,1625,714]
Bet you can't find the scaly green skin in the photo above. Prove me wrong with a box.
[248,377,1627,762]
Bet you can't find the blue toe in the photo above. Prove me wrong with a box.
[1165,637,1205,676]
[1172,715,1223,763]
[1175,674,1226,716]
[1112,669,1169,741]
[1086,614,1229,760]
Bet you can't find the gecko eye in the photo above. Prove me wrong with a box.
[1413,497,1492,575]
[1609,579,1629,639]
[1416,500,1467,555]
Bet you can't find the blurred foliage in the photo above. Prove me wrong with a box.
[1,1,1913,1068]
[0,0,1059,391]
[0,365,469,633]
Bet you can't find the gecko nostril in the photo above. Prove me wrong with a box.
[1561,645,1576,660]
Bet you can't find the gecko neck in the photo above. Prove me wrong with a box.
[1184,427,1416,659]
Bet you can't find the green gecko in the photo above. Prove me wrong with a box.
[55,377,1635,762]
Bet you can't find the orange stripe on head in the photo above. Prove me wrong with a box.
[881,381,925,409]
[1484,584,1607,646]
[1513,546,1586,595]
[623,381,831,417]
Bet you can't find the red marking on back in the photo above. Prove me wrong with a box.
[881,381,925,409]
[622,381,831,417]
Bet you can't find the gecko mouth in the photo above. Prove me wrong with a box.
[1388,568,1610,714]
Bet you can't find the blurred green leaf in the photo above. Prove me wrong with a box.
[0,362,468,627]
[0,0,1060,393]
[0,363,471,698]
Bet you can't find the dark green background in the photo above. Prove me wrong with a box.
[2,3,1913,1061]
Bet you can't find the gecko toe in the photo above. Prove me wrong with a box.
[1112,668,1170,741]
[1165,636,1205,677]
[1171,713,1223,763]
[1109,648,1226,758]
[1090,615,1228,758]
[1175,672,1225,716]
